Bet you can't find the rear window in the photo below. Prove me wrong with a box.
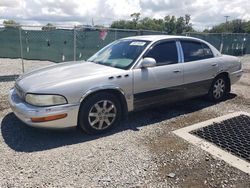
[181,41,214,62]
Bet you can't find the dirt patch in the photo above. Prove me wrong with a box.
[238,80,250,86]
[168,110,218,130]
[144,111,250,187]
[227,95,250,106]
[144,111,213,184]
[243,69,250,73]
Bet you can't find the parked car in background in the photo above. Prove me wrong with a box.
[9,35,243,134]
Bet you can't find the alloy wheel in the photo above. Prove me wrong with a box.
[213,78,226,99]
[88,100,117,130]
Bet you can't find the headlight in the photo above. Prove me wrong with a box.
[25,94,67,106]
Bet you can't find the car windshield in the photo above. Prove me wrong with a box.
[88,39,150,69]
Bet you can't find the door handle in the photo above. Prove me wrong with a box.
[173,70,181,73]
[212,63,218,67]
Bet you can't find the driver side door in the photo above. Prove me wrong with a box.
[132,40,184,109]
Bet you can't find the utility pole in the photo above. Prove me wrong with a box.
[224,16,230,23]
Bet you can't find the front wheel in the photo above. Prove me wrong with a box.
[78,92,122,134]
[208,76,229,102]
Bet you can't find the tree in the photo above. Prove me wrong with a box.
[184,14,194,32]
[137,17,164,31]
[208,23,227,33]
[111,13,195,34]
[206,19,250,33]
[164,16,176,34]
[130,13,140,27]
[3,20,20,28]
[176,16,185,34]
[163,15,193,34]
[231,19,244,33]
[244,21,250,33]
[42,23,56,31]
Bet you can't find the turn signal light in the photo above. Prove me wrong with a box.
[31,113,67,122]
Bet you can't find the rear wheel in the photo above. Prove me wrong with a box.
[208,75,229,102]
[78,92,121,134]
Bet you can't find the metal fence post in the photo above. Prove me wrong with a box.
[73,27,76,61]
[220,33,224,53]
[242,33,247,56]
[115,29,117,40]
[19,27,24,73]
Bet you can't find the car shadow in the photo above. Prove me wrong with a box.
[1,94,236,153]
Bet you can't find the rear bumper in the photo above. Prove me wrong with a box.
[230,70,243,85]
[8,89,79,129]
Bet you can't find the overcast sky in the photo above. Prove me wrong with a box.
[0,0,250,30]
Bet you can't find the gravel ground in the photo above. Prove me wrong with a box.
[0,58,53,76]
[0,57,250,187]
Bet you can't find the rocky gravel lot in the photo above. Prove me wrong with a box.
[0,57,250,187]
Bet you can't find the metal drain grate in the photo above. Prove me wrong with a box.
[191,115,250,162]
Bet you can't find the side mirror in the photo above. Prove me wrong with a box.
[140,57,156,68]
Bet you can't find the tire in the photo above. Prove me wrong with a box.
[208,75,229,102]
[78,92,122,134]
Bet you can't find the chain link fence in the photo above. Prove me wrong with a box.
[0,25,166,67]
[0,25,250,73]
[186,32,250,56]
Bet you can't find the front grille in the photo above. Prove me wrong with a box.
[191,115,250,162]
[15,84,25,100]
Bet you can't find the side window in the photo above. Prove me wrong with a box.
[145,41,178,65]
[181,41,214,62]
[181,41,204,62]
[202,43,214,59]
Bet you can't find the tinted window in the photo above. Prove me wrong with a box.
[202,43,214,59]
[181,41,214,62]
[145,41,178,65]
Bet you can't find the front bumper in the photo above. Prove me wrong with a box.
[8,89,80,129]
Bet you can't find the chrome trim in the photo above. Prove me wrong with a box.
[176,41,181,63]
[79,85,133,112]
[176,40,184,63]
[80,85,125,102]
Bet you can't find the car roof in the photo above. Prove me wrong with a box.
[122,35,200,42]
[123,35,222,58]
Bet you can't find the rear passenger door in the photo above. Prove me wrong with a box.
[180,40,219,97]
[133,40,183,109]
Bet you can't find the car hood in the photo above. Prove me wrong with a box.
[16,61,123,92]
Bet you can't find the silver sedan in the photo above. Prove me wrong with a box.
[8,35,243,134]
